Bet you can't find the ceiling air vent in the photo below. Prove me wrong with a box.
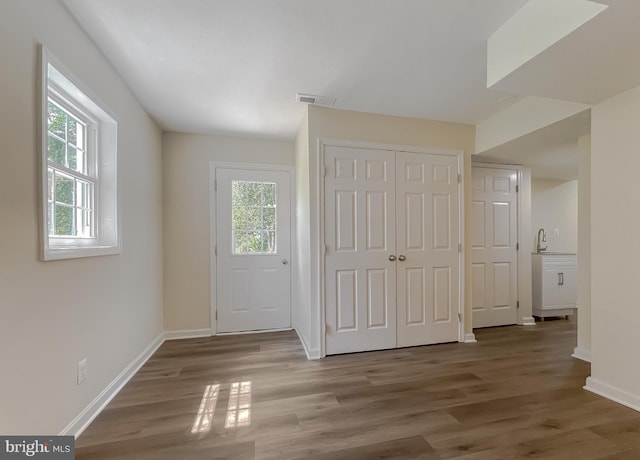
[296,93,335,107]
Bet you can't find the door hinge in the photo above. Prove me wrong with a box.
[516,300,520,309]
[516,242,519,251]
[214,245,217,256]
[458,312,462,322]
[214,179,217,191]
[324,245,328,256]
[323,165,328,177]
[516,184,519,193]
[457,174,461,184]
[215,311,218,320]
[458,243,462,253]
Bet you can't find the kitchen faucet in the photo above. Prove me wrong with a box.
[537,228,548,253]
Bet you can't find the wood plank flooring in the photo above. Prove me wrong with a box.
[76,319,640,459]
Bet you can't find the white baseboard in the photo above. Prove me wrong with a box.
[521,316,536,326]
[572,347,591,362]
[295,328,321,359]
[164,328,212,340]
[463,332,477,343]
[585,377,640,413]
[60,333,165,438]
[216,328,291,336]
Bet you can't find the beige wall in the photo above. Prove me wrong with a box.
[588,86,640,407]
[162,132,294,331]
[531,179,578,253]
[0,0,163,434]
[298,106,476,356]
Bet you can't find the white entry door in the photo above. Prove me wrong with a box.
[471,166,518,328]
[215,168,291,333]
[324,146,460,354]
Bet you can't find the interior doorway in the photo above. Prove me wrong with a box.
[471,166,519,328]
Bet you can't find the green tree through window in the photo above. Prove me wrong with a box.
[232,181,277,254]
[47,99,92,237]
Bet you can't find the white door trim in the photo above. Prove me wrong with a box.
[209,162,296,335]
[318,139,465,358]
[471,161,534,326]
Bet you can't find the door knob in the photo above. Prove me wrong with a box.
[282,259,288,265]
[388,255,396,261]
[398,255,406,262]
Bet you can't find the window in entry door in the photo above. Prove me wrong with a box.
[231,181,277,254]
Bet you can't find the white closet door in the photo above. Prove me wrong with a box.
[471,167,518,328]
[324,146,397,355]
[396,153,460,346]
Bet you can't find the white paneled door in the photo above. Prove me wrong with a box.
[471,167,518,328]
[324,146,460,355]
[324,147,397,353]
[396,152,460,347]
[216,168,291,333]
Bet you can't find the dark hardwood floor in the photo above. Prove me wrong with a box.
[76,319,640,459]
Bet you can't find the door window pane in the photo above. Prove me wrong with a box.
[231,181,277,254]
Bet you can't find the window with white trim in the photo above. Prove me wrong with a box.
[40,47,119,260]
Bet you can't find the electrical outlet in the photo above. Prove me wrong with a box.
[77,358,88,385]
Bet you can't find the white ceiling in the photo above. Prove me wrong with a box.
[61,0,640,179]
[63,0,528,139]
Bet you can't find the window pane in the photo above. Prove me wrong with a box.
[262,231,276,253]
[232,207,248,230]
[67,117,77,145]
[54,205,74,236]
[246,231,261,253]
[55,175,74,205]
[263,183,276,206]
[48,135,66,164]
[68,146,78,171]
[244,207,261,231]
[231,181,244,206]
[233,231,248,253]
[263,208,276,230]
[47,101,66,138]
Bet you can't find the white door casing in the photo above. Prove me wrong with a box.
[324,145,461,354]
[471,167,518,328]
[215,167,291,333]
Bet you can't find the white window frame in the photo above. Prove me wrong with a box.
[39,46,120,260]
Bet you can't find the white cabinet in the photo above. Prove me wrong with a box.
[532,253,577,319]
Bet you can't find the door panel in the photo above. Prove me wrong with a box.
[216,168,291,332]
[471,167,518,328]
[325,146,396,354]
[336,270,357,330]
[396,152,459,347]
